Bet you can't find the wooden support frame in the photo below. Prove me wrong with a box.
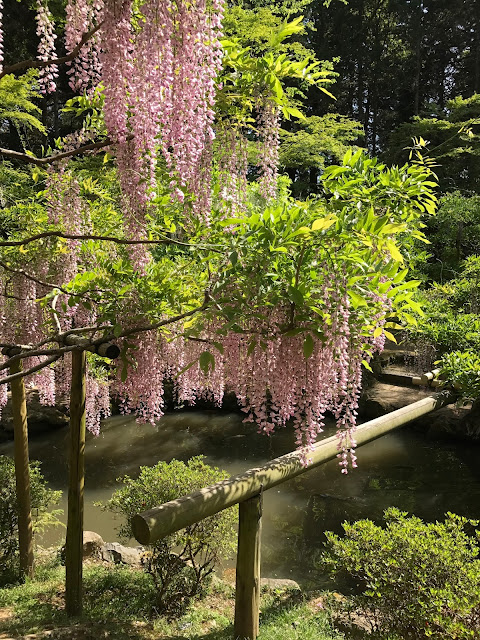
[234,490,263,640]
[10,359,34,579]
[65,349,87,617]
[132,391,454,640]
[133,392,454,545]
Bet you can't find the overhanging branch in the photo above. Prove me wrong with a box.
[0,302,209,383]
[0,137,118,167]
[0,231,222,253]
[0,22,104,80]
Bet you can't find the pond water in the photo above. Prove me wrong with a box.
[1,409,480,587]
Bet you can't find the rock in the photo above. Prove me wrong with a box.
[100,542,145,566]
[359,382,430,420]
[83,531,105,558]
[0,388,68,439]
[426,403,480,441]
[260,578,300,590]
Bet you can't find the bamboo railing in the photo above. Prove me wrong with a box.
[133,391,453,640]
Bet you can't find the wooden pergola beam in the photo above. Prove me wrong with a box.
[132,392,453,545]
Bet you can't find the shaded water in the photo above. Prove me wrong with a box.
[1,410,480,586]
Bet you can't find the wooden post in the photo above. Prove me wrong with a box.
[234,490,263,640]
[65,349,86,617]
[10,359,34,579]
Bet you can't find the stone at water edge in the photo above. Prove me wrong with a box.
[100,542,146,566]
[83,531,105,558]
[0,388,68,438]
[358,382,431,420]
[60,530,106,561]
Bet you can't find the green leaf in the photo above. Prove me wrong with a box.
[395,280,421,291]
[383,330,397,343]
[393,269,408,284]
[386,240,404,263]
[288,285,304,307]
[311,216,336,232]
[247,340,257,357]
[349,291,368,309]
[213,341,224,355]
[401,313,418,326]
[175,359,196,379]
[113,324,123,338]
[303,334,315,359]
[362,359,373,372]
[199,351,215,375]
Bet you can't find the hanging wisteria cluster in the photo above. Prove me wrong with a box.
[35,0,58,94]
[215,124,249,215]
[257,101,281,199]
[109,274,391,470]
[65,0,103,93]
[98,0,226,230]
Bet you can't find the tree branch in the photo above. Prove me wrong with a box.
[0,231,221,252]
[0,22,104,80]
[0,136,120,166]
[0,302,210,382]
[0,344,80,372]
[0,355,61,384]
[92,302,210,344]
[0,259,85,299]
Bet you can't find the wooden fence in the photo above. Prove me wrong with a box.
[133,392,453,640]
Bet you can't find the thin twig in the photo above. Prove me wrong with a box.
[92,303,209,344]
[0,260,97,301]
[0,260,79,300]
[0,344,80,372]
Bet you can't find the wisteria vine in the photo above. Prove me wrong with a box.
[0,0,425,475]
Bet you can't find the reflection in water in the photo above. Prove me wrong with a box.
[1,410,479,586]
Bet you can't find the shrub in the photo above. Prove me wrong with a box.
[0,455,62,585]
[437,350,480,402]
[323,508,480,639]
[101,456,237,618]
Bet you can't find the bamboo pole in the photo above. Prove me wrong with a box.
[10,358,34,579]
[234,491,263,640]
[132,392,454,545]
[65,349,86,617]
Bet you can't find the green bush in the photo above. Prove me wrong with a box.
[101,456,238,618]
[0,455,62,585]
[437,350,480,402]
[323,508,480,639]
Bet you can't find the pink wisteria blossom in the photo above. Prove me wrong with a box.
[36,0,58,94]
[65,0,103,94]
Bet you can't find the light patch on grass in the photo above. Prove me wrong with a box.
[0,563,343,640]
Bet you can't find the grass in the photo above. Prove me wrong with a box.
[0,560,344,640]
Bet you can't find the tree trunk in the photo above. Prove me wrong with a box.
[10,359,34,579]
[413,0,423,115]
[65,350,87,617]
